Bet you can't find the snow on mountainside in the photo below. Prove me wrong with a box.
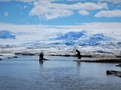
[77,33,113,46]
[0,30,121,53]
[50,31,113,46]
[56,31,86,40]
[0,30,16,39]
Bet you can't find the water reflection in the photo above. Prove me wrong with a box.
[39,60,44,64]
[0,56,120,90]
[39,60,44,70]
[76,61,81,67]
[75,61,81,74]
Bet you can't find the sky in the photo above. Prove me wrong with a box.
[0,0,121,44]
[0,0,121,25]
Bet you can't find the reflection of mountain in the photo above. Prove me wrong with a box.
[0,30,16,39]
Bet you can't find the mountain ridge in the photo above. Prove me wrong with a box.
[0,30,16,39]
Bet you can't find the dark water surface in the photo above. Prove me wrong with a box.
[0,56,121,90]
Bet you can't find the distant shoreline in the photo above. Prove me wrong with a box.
[74,58,121,63]
[0,50,121,63]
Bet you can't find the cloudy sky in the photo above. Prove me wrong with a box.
[0,0,121,44]
[0,0,121,24]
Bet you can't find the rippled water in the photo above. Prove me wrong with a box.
[0,56,121,90]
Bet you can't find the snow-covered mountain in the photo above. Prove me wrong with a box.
[77,33,113,46]
[0,30,121,53]
[0,30,16,39]
[49,31,113,46]
[56,31,86,40]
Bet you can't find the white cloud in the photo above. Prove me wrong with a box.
[0,22,121,44]
[30,1,74,20]
[1,22,121,33]
[0,0,108,20]
[0,23,60,44]
[19,0,36,2]
[71,2,108,10]
[95,10,121,17]
[4,12,8,16]
[29,1,107,20]
[78,10,89,15]
[30,5,74,20]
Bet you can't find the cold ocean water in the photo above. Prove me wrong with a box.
[0,56,121,90]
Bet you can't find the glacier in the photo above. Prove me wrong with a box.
[0,30,121,55]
